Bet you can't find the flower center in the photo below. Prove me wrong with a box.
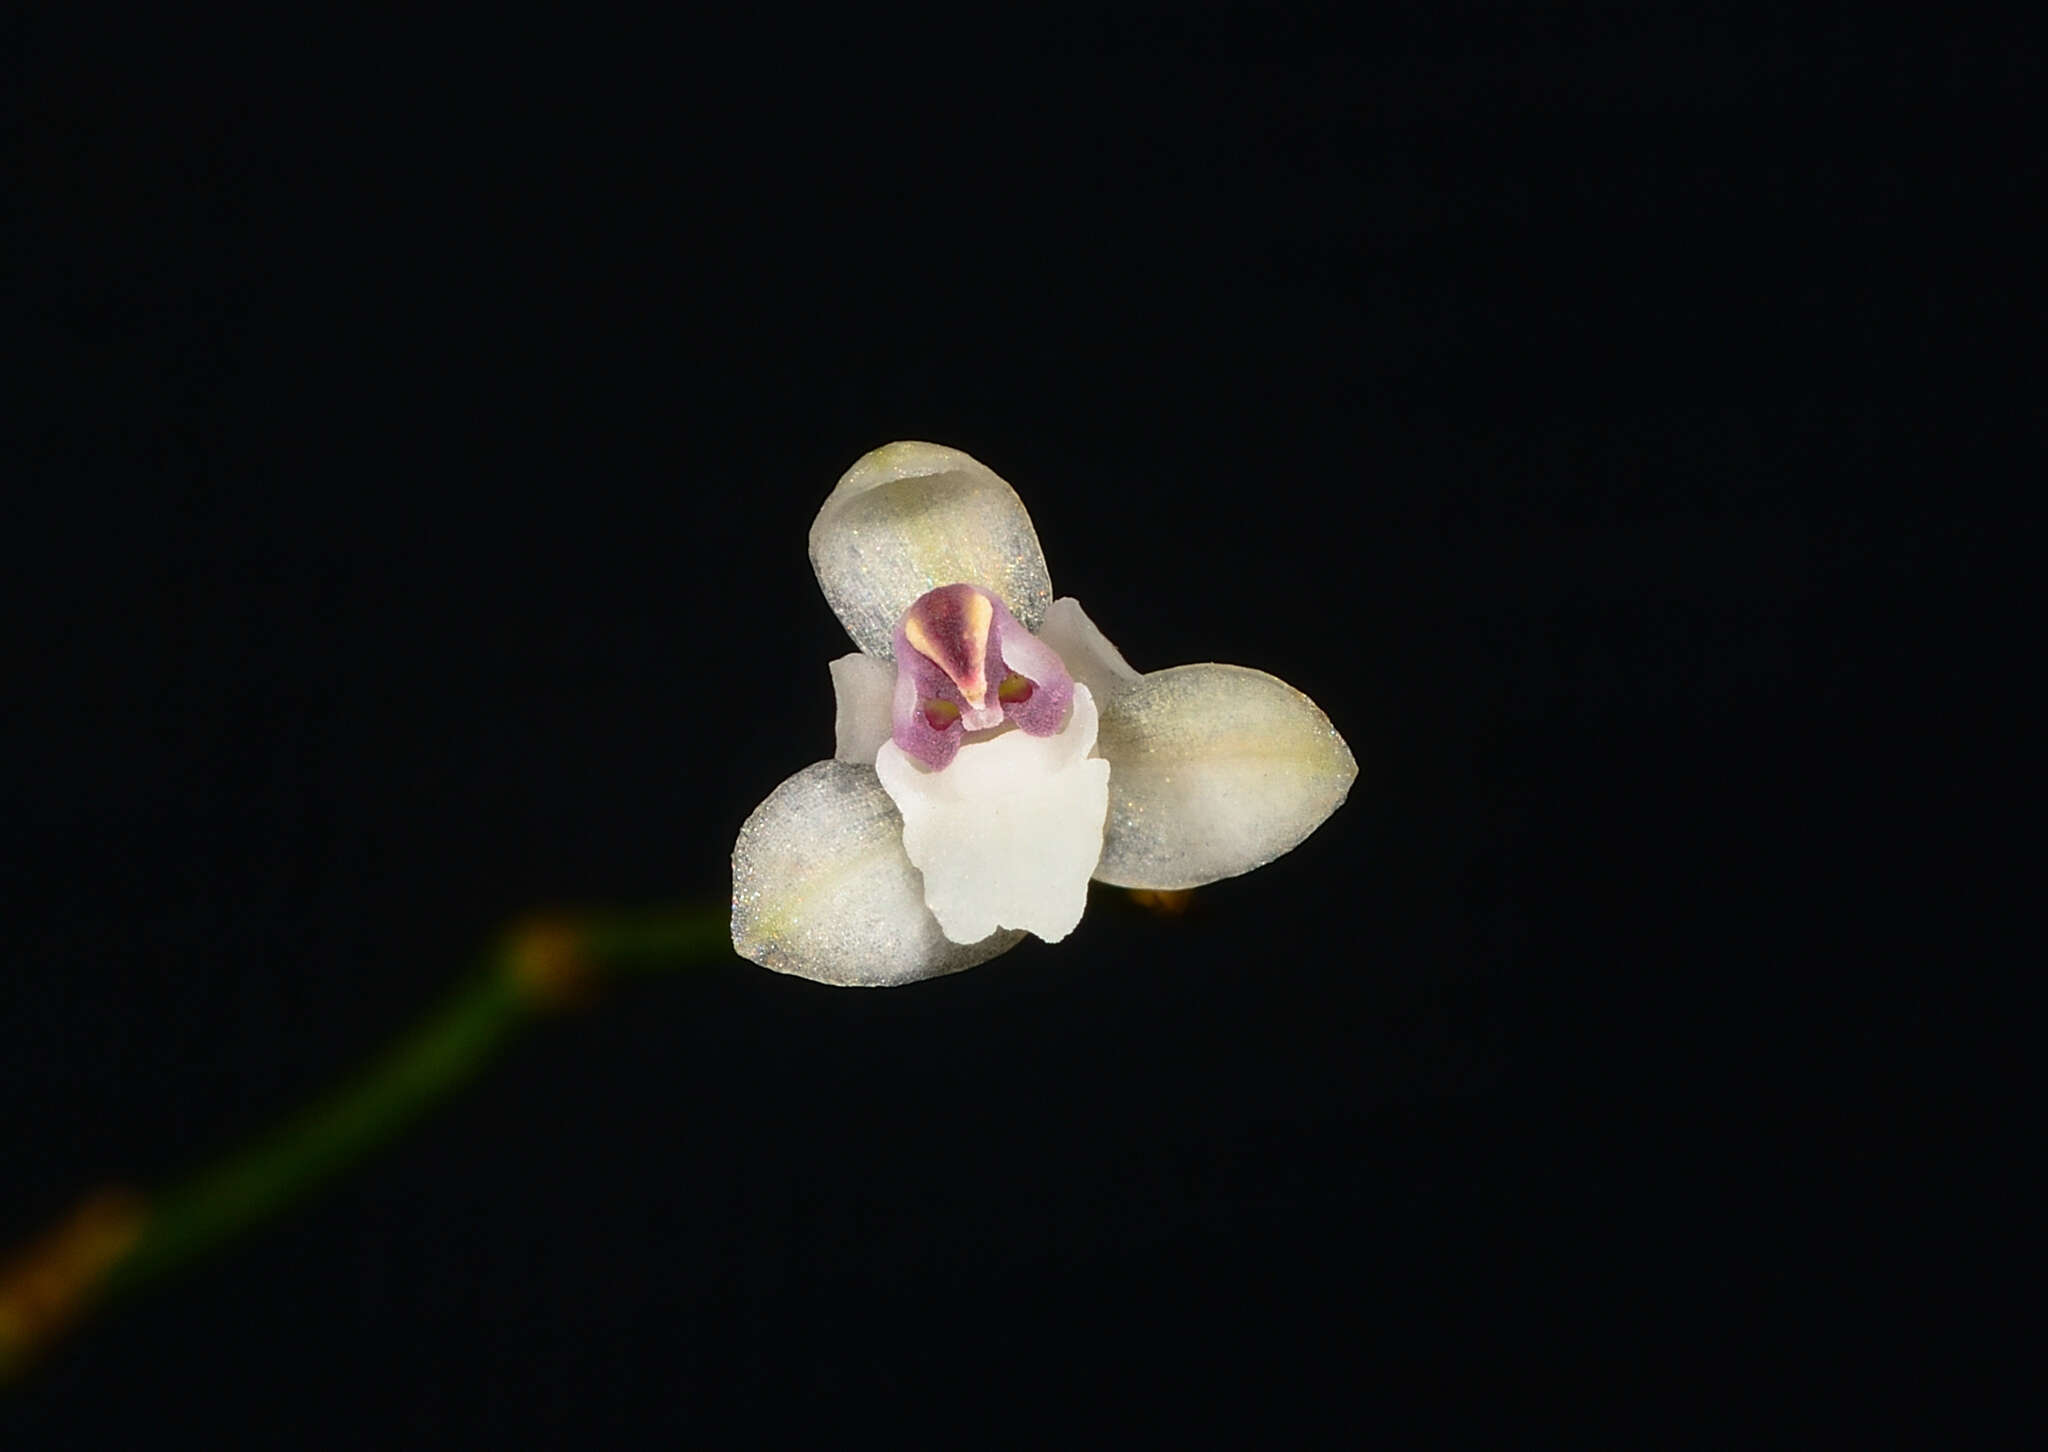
[901,584,994,709]
[889,583,1078,771]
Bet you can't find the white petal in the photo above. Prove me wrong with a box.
[829,652,896,765]
[732,760,1026,987]
[874,683,1111,945]
[1036,596,1141,699]
[1092,665,1357,891]
[809,442,1054,661]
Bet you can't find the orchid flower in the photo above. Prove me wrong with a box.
[730,442,1357,987]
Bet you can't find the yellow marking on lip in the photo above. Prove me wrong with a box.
[903,589,994,708]
[901,613,937,665]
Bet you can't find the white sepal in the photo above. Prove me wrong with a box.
[1091,664,1356,890]
[731,760,1026,986]
[808,442,1053,661]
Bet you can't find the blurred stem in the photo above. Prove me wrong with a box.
[103,968,521,1296]
[1,907,727,1382]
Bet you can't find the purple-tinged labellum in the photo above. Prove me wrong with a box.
[890,583,1077,769]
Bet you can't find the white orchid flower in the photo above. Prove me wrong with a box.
[730,442,1357,987]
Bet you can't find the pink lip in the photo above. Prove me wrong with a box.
[889,583,1076,770]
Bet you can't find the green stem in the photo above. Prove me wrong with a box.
[103,968,523,1295]
[98,908,726,1301]
[579,910,732,974]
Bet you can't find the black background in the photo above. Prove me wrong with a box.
[6,8,2013,1438]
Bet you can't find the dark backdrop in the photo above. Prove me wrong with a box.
[6,9,2008,1438]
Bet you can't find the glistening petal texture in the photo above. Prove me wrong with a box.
[1036,597,1141,700]
[1092,665,1357,891]
[732,761,1026,986]
[874,684,1111,946]
[809,442,1053,660]
[829,653,896,765]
